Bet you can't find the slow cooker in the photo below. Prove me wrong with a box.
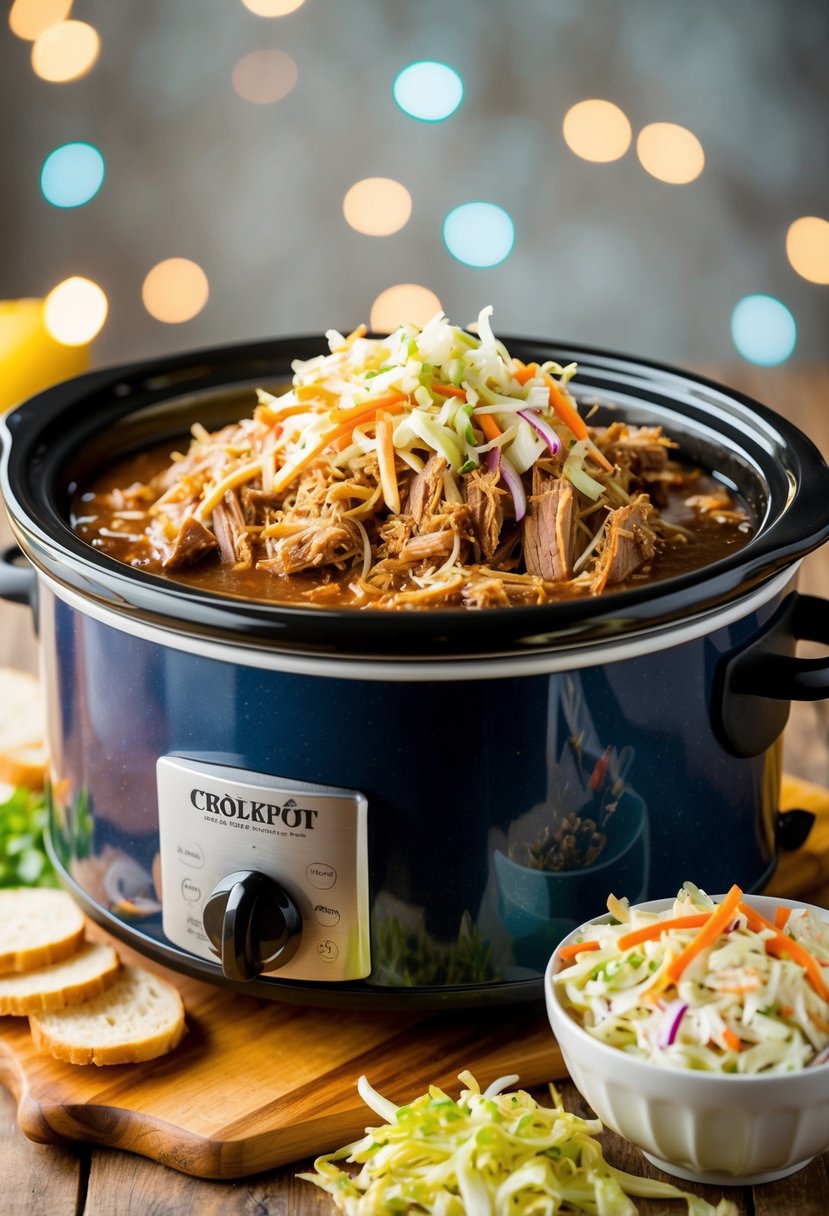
[2,335,828,1009]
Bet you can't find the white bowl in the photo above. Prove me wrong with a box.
[545,893,829,1185]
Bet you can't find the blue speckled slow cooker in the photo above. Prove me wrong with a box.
[2,335,828,1009]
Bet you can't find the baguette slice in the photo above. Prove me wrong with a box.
[0,942,120,1015]
[0,667,45,753]
[0,888,85,975]
[29,965,187,1066]
[0,740,48,790]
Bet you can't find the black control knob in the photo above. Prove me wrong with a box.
[202,870,302,982]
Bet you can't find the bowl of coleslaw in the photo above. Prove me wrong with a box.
[545,884,829,1185]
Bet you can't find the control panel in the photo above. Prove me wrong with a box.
[156,755,370,982]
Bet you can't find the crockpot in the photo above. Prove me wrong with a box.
[2,335,828,1009]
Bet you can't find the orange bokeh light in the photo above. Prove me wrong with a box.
[786,216,829,285]
[636,123,704,184]
[240,0,305,16]
[231,49,298,104]
[142,259,209,325]
[343,178,412,237]
[370,285,442,334]
[31,19,99,82]
[9,0,72,41]
[562,99,632,163]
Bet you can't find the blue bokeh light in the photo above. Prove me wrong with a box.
[392,61,463,122]
[730,294,797,366]
[41,142,105,209]
[443,202,515,268]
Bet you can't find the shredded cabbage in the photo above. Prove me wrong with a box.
[298,1071,738,1215]
[555,882,829,1073]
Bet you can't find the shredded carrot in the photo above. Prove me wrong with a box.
[512,360,539,385]
[711,975,762,994]
[375,411,400,515]
[739,902,829,1003]
[332,391,407,425]
[332,323,367,352]
[271,399,409,496]
[545,373,587,441]
[775,906,792,930]
[296,384,340,406]
[664,884,744,984]
[477,413,502,444]
[431,383,467,399]
[617,914,709,951]
[722,1027,742,1053]
[558,940,601,961]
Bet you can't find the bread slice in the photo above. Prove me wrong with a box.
[0,888,85,975]
[0,941,120,1015]
[0,667,47,789]
[29,965,187,1065]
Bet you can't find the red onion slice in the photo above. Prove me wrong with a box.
[487,446,526,521]
[656,1000,688,1049]
[517,408,561,456]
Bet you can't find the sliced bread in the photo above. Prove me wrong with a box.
[29,964,187,1065]
[0,667,47,789]
[0,740,48,790]
[0,941,120,1015]
[0,888,85,975]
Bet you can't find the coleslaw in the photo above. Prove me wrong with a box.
[299,1071,737,1214]
[554,882,829,1073]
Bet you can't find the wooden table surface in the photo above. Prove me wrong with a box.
[1,362,828,1214]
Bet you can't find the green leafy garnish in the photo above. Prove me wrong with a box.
[0,785,58,888]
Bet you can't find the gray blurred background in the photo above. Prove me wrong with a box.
[2,0,828,369]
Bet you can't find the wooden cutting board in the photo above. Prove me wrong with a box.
[0,927,563,1179]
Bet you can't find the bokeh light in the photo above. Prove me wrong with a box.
[370,285,442,333]
[343,178,412,236]
[142,258,210,324]
[636,122,704,184]
[731,294,797,366]
[786,216,829,285]
[443,202,515,268]
[9,0,72,41]
[231,49,297,104]
[562,99,632,163]
[31,19,99,82]
[392,61,463,122]
[44,276,108,345]
[240,0,305,16]
[40,142,104,208]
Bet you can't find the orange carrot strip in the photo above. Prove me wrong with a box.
[545,373,588,441]
[558,940,601,961]
[375,411,400,515]
[272,400,409,495]
[432,383,467,399]
[739,903,829,1003]
[332,391,407,425]
[296,384,340,406]
[722,1027,742,1053]
[664,884,744,984]
[512,360,539,386]
[775,906,792,930]
[477,413,502,443]
[617,914,710,951]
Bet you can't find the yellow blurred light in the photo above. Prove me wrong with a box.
[241,0,305,16]
[343,178,412,237]
[9,0,72,41]
[142,258,210,324]
[370,285,442,334]
[232,49,297,104]
[562,99,632,163]
[31,19,99,82]
[44,277,108,346]
[786,216,829,285]
[636,122,704,184]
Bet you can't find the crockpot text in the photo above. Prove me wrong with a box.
[190,789,318,830]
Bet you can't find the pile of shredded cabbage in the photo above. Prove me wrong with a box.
[298,1071,737,1215]
[554,882,829,1073]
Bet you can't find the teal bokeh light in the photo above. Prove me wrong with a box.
[392,61,463,122]
[731,294,797,366]
[41,142,105,209]
[443,202,515,268]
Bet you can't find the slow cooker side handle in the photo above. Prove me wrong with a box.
[0,544,38,613]
[713,592,829,759]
